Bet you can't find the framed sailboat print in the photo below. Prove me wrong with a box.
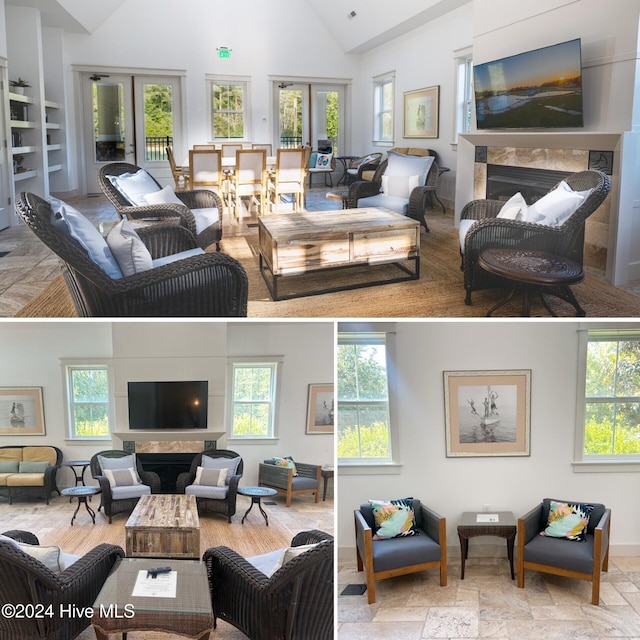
[444,370,530,457]
[0,387,45,435]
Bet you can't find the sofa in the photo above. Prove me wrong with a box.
[0,445,62,504]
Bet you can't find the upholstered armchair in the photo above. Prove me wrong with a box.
[355,498,447,604]
[307,149,336,187]
[459,170,611,306]
[90,450,161,523]
[347,150,440,232]
[517,498,611,605]
[203,530,333,640]
[0,529,124,640]
[16,192,248,317]
[98,162,223,250]
[258,458,321,507]
[176,449,243,523]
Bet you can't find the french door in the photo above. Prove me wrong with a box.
[82,73,184,193]
[275,82,345,155]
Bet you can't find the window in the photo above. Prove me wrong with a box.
[210,77,250,140]
[337,333,392,463]
[229,360,279,438]
[63,363,112,440]
[373,73,394,144]
[576,330,640,467]
[453,47,473,142]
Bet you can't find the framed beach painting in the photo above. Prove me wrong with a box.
[404,86,439,138]
[306,384,334,434]
[0,387,45,435]
[444,370,531,457]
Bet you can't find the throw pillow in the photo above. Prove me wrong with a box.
[98,454,142,483]
[385,150,434,187]
[18,461,50,473]
[526,181,592,226]
[273,456,298,476]
[17,543,64,573]
[200,455,242,484]
[381,174,420,199]
[369,497,419,540]
[269,543,320,575]
[541,500,594,542]
[194,466,228,487]
[103,467,140,487]
[143,184,185,206]
[314,153,332,169]
[57,202,123,279]
[109,169,160,206]
[497,192,527,220]
[0,461,19,473]
[105,219,153,277]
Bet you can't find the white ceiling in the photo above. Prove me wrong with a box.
[5,0,470,50]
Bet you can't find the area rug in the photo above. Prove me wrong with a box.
[15,218,640,318]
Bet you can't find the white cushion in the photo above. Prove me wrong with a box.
[57,202,123,279]
[497,192,527,220]
[110,484,151,500]
[192,207,221,234]
[201,455,242,485]
[246,548,286,577]
[109,169,160,206]
[314,153,332,169]
[185,484,228,500]
[381,174,419,199]
[17,543,63,573]
[103,467,140,487]
[98,454,142,483]
[61,552,80,569]
[151,247,205,269]
[357,194,408,216]
[385,151,434,187]
[527,181,593,226]
[105,219,153,277]
[194,466,227,487]
[143,184,184,206]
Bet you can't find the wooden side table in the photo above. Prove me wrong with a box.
[457,511,516,580]
[321,468,334,501]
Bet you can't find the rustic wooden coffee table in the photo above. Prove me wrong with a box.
[125,494,200,559]
[258,207,420,300]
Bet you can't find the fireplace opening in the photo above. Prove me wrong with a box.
[137,452,197,493]
[486,165,572,204]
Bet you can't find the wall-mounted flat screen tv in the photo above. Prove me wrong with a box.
[128,381,208,430]
[473,38,583,130]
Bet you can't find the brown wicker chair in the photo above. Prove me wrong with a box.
[460,170,611,306]
[203,529,333,640]
[98,161,222,250]
[176,449,243,523]
[90,450,161,524]
[0,529,124,640]
[16,192,248,317]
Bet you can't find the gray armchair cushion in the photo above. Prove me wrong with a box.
[371,528,441,573]
[291,476,319,491]
[523,533,595,574]
[110,484,150,500]
[185,485,228,500]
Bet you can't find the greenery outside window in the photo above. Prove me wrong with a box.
[575,329,640,470]
[210,77,250,140]
[228,359,280,439]
[63,363,112,440]
[338,333,392,464]
[373,73,394,144]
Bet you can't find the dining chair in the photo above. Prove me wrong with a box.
[267,147,306,212]
[228,149,267,219]
[189,149,228,210]
[222,143,244,158]
[193,144,216,150]
[166,146,190,190]
[252,143,273,155]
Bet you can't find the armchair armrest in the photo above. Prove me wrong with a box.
[93,474,111,495]
[258,462,293,490]
[295,462,321,483]
[176,189,223,212]
[518,502,543,546]
[347,179,381,208]
[60,544,125,585]
[292,530,333,547]
[419,504,445,544]
[137,224,199,258]
[594,508,611,569]
[354,509,372,572]
[1,529,39,545]
[139,469,161,493]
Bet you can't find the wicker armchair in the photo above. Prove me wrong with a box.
[203,530,333,640]
[16,192,248,317]
[347,156,440,232]
[90,450,161,524]
[0,529,124,640]
[176,449,243,523]
[98,162,222,250]
[460,170,611,305]
[258,459,321,507]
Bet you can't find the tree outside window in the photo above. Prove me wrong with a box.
[212,82,245,139]
[66,366,110,439]
[231,363,277,438]
[337,334,391,461]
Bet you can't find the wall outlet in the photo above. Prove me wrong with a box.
[482,504,490,513]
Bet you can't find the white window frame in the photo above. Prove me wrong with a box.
[207,74,252,141]
[61,359,114,442]
[452,46,473,145]
[226,356,283,442]
[372,72,395,145]
[337,329,400,475]
[574,328,640,473]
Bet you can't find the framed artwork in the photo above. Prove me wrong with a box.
[306,383,334,434]
[0,387,45,436]
[443,370,531,457]
[404,86,439,138]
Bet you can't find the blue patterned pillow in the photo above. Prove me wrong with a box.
[541,501,594,542]
[369,497,420,540]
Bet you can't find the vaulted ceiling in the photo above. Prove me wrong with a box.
[6,0,470,51]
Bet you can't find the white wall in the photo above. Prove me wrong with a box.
[337,321,640,560]
[0,321,334,491]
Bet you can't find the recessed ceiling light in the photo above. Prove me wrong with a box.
[347,10,357,19]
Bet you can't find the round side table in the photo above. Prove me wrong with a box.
[61,486,101,526]
[238,486,278,525]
